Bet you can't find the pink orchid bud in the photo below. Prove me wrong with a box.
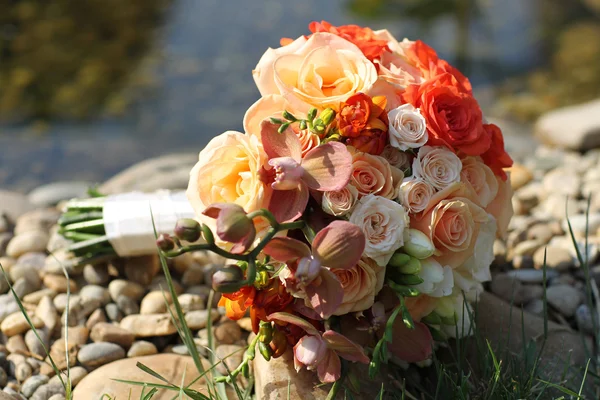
[294,256,322,286]
[269,157,305,190]
[293,335,328,372]
[203,203,256,254]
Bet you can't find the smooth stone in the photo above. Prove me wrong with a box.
[25,329,49,358]
[535,98,600,151]
[21,375,49,398]
[27,181,91,207]
[526,223,554,244]
[90,322,135,348]
[490,274,536,305]
[35,296,59,332]
[0,294,21,322]
[8,264,41,287]
[64,326,90,346]
[542,168,581,197]
[73,354,209,399]
[85,308,107,330]
[172,253,202,274]
[48,395,66,400]
[42,275,77,293]
[13,277,37,298]
[116,295,140,315]
[108,280,145,303]
[215,344,244,375]
[533,246,574,270]
[105,303,123,322]
[124,256,160,286]
[30,383,65,400]
[505,268,558,283]
[140,291,172,315]
[149,276,184,294]
[120,314,177,337]
[80,285,111,306]
[561,213,600,238]
[1,312,43,336]
[82,264,109,285]
[14,209,61,235]
[23,289,57,305]
[65,297,102,324]
[40,341,78,376]
[0,190,35,221]
[546,285,582,317]
[15,362,33,381]
[6,334,28,354]
[214,321,242,345]
[127,341,158,358]
[0,271,7,295]
[524,299,545,316]
[511,239,544,257]
[6,231,49,258]
[52,294,70,313]
[181,264,205,287]
[48,366,87,387]
[237,318,253,332]
[43,250,79,276]
[46,231,72,254]
[176,294,205,312]
[0,369,7,389]
[185,309,220,330]
[0,233,13,258]
[575,304,594,335]
[77,342,125,368]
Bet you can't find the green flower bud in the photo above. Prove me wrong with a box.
[299,120,308,130]
[269,117,284,125]
[174,218,201,242]
[387,281,420,297]
[441,312,458,326]
[212,265,245,293]
[403,229,435,259]
[434,297,455,318]
[156,233,175,252]
[319,108,336,125]
[242,362,250,378]
[394,274,424,286]
[200,224,214,245]
[388,252,411,268]
[255,270,269,289]
[258,322,273,344]
[307,107,317,121]
[421,312,442,326]
[278,122,291,134]
[398,257,421,275]
[282,110,297,121]
[258,341,272,361]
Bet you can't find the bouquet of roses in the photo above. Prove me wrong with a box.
[58,20,514,390]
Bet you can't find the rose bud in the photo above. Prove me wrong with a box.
[174,218,202,242]
[156,233,175,252]
[203,203,256,254]
[212,264,245,293]
[403,228,435,259]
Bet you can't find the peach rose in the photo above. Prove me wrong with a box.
[253,33,378,113]
[460,157,499,208]
[187,131,271,217]
[398,177,434,214]
[485,172,514,239]
[332,257,385,315]
[412,146,462,191]
[411,185,489,269]
[350,149,403,199]
[454,214,497,291]
[322,185,359,217]
[380,145,412,170]
[349,194,410,266]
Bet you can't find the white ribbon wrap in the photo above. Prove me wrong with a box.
[103,191,196,257]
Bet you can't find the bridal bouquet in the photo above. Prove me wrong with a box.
[58,20,514,389]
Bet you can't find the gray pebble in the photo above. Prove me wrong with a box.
[25,329,49,358]
[82,264,109,286]
[77,342,126,368]
[105,303,123,322]
[0,368,7,387]
[546,284,582,317]
[21,374,49,398]
[79,285,111,306]
[116,295,140,315]
[505,269,558,283]
[31,382,66,400]
[575,304,595,335]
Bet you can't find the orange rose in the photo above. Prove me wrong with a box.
[338,93,372,138]
[402,73,490,156]
[480,123,513,180]
[309,21,390,62]
[340,93,389,155]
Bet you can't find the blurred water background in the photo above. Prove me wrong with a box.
[0,0,599,190]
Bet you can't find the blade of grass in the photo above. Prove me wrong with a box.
[136,362,177,385]
[579,359,591,397]
[206,290,230,400]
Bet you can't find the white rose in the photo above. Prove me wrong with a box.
[415,258,454,297]
[349,194,409,266]
[412,146,462,191]
[460,157,499,208]
[454,214,497,286]
[322,185,359,217]
[331,257,385,315]
[388,104,428,151]
[380,145,412,170]
[398,177,434,214]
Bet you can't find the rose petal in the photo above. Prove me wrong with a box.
[268,184,309,223]
[313,220,365,270]
[301,142,353,191]
[243,94,291,136]
[387,320,433,362]
[322,331,370,364]
[267,312,320,336]
[316,350,341,383]
[305,268,344,319]
[260,120,302,161]
[263,237,311,262]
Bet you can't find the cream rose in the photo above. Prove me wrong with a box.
[388,104,428,151]
[187,131,271,217]
[331,257,385,315]
[322,185,359,217]
[460,157,499,208]
[253,33,378,113]
[350,150,403,199]
[411,191,489,269]
[412,146,462,191]
[380,145,412,170]
[415,258,454,298]
[349,194,409,266]
[398,178,434,214]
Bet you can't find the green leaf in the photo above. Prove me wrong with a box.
[183,389,211,400]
